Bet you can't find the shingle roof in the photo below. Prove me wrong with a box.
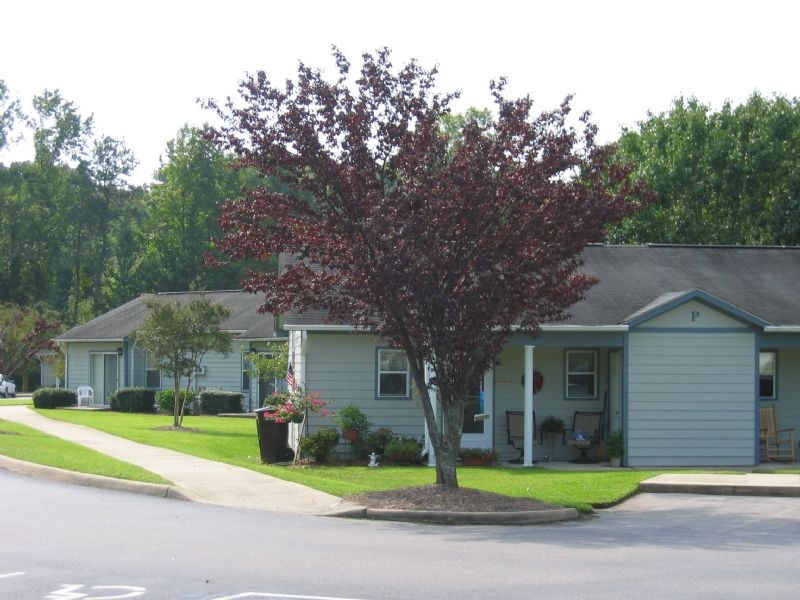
[281,245,800,329]
[55,291,277,342]
[568,245,800,326]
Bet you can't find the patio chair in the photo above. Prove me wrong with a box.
[506,410,536,464]
[76,386,94,407]
[567,411,604,463]
[759,405,796,462]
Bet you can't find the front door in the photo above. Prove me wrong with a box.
[89,352,119,405]
[461,368,494,449]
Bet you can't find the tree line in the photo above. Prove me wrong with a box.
[0,82,260,330]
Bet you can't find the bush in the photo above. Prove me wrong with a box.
[384,436,422,463]
[110,387,156,413]
[199,390,243,415]
[155,389,197,415]
[298,428,340,463]
[363,427,397,455]
[32,387,76,409]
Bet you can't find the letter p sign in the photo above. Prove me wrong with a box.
[691,311,700,322]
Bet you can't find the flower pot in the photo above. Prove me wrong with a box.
[342,429,360,442]
[462,456,493,466]
[609,456,621,468]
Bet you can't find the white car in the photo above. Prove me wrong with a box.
[0,374,16,398]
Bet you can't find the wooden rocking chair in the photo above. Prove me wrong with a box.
[759,405,796,462]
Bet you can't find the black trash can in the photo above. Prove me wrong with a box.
[254,408,289,463]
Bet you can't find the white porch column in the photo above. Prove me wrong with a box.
[424,362,438,467]
[524,345,536,466]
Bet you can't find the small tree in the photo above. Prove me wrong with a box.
[207,48,643,487]
[0,303,61,386]
[132,296,233,427]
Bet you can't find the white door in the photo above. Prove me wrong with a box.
[461,368,494,449]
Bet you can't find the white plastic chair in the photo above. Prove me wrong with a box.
[77,386,94,407]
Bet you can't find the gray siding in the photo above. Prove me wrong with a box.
[304,333,424,438]
[627,330,756,467]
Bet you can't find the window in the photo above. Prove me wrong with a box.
[145,354,161,389]
[242,352,251,392]
[566,350,596,399]
[377,349,410,398]
[760,351,776,399]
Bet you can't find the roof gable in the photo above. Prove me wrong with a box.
[622,288,770,328]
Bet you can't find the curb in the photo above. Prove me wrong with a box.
[639,481,800,497]
[0,454,190,501]
[338,506,580,525]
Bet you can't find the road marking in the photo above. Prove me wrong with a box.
[212,594,368,600]
[46,584,146,599]
[0,572,26,578]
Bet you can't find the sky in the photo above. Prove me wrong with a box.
[1,0,798,186]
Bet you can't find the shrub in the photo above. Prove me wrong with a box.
[199,390,243,415]
[298,428,340,463]
[384,436,422,463]
[363,427,397,455]
[32,387,76,409]
[155,389,197,415]
[110,387,156,413]
[332,404,370,434]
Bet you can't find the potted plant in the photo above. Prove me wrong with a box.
[332,404,371,441]
[607,429,624,467]
[540,415,565,435]
[458,447,498,466]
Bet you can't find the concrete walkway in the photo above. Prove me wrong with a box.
[2,405,799,523]
[0,405,360,517]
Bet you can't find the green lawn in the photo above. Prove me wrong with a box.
[34,409,674,512]
[0,418,170,484]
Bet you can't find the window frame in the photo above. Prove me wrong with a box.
[565,349,597,400]
[145,353,161,389]
[759,350,777,400]
[376,348,411,399]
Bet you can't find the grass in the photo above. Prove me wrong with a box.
[0,418,170,484]
[33,409,671,512]
[0,397,33,406]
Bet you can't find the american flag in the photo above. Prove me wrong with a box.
[286,363,297,392]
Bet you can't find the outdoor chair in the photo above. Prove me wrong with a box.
[76,386,94,407]
[567,411,604,463]
[506,410,536,464]
[759,405,796,462]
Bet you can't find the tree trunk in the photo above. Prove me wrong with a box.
[410,363,463,489]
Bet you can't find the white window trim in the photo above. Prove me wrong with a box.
[759,350,777,400]
[376,348,411,399]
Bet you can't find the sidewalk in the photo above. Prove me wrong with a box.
[0,405,361,517]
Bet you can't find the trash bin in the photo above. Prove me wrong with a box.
[254,408,290,463]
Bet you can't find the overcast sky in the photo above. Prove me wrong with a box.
[1,0,797,185]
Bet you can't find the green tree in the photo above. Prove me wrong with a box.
[609,93,800,245]
[87,135,137,313]
[131,296,234,427]
[143,126,246,292]
[0,80,24,151]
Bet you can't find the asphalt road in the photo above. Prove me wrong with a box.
[2,470,799,599]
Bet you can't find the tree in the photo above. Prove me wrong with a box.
[143,125,251,293]
[207,48,642,487]
[0,303,61,385]
[0,80,24,151]
[132,296,234,427]
[608,93,800,245]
